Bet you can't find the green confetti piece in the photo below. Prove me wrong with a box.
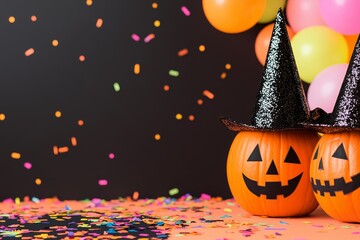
[169,187,179,196]
[113,82,120,92]
[169,69,179,77]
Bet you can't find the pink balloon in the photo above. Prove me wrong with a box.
[307,64,348,113]
[286,0,326,33]
[319,0,360,35]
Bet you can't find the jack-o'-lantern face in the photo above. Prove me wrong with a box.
[310,131,360,222]
[227,130,319,217]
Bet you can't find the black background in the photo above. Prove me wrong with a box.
[0,0,276,200]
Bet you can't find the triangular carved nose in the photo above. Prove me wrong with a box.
[318,158,324,170]
[266,160,279,175]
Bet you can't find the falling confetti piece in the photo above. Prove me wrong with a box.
[154,20,160,27]
[8,16,15,23]
[188,115,195,121]
[79,55,86,62]
[132,191,139,200]
[113,82,120,92]
[98,179,108,186]
[25,48,35,56]
[109,153,115,159]
[31,15,37,22]
[197,99,203,105]
[24,162,32,170]
[225,63,231,70]
[177,48,189,57]
[144,33,155,43]
[52,39,59,47]
[58,146,69,153]
[0,113,5,121]
[181,6,191,16]
[203,90,215,99]
[199,45,206,52]
[220,72,227,79]
[152,2,158,9]
[131,34,140,42]
[35,178,42,185]
[163,85,170,91]
[53,146,59,155]
[55,111,62,118]
[169,69,179,77]
[71,137,77,146]
[134,64,140,74]
[154,134,161,140]
[169,188,179,196]
[11,152,21,159]
[96,18,103,28]
[175,113,183,120]
[78,119,84,126]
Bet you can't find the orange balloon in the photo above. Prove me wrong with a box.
[202,0,266,34]
[255,23,295,66]
[344,34,359,62]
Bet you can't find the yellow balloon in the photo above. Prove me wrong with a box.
[202,0,266,34]
[291,26,348,83]
[258,0,287,24]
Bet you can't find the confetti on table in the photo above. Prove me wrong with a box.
[96,18,103,28]
[131,33,140,42]
[181,6,191,16]
[98,179,108,186]
[203,90,214,100]
[134,63,140,74]
[144,33,155,43]
[178,48,189,57]
[169,69,179,77]
[24,48,35,56]
[11,152,21,159]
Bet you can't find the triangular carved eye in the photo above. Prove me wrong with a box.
[313,147,319,160]
[284,146,301,164]
[332,143,348,160]
[248,144,262,162]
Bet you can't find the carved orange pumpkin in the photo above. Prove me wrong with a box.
[311,131,360,222]
[227,130,319,217]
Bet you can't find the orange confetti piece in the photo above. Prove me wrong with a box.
[134,64,140,74]
[58,146,69,153]
[220,72,227,79]
[71,137,77,146]
[8,16,15,23]
[188,115,195,121]
[163,85,170,91]
[86,0,93,6]
[154,134,161,140]
[78,120,84,126]
[31,15,37,22]
[199,44,206,52]
[197,99,203,105]
[225,63,231,70]
[35,178,42,185]
[53,146,59,155]
[25,48,35,57]
[177,48,188,57]
[203,90,215,99]
[96,18,103,28]
[52,39,59,47]
[11,152,21,159]
[55,111,62,118]
[0,113,5,121]
[79,55,86,62]
[132,191,139,200]
[152,2,158,9]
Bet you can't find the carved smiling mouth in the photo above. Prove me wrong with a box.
[311,173,360,196]
[242,173,303,199]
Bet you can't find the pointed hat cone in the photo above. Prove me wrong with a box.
[221,9,311,131]
[304,35,360,133]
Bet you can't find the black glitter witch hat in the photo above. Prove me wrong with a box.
[221,9,312,132]
[303,35,360,134]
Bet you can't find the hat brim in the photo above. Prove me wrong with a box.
[301,123,360,134]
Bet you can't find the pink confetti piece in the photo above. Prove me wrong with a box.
[96,18,103,28]
[109,153,115,159]
[144,33,155,43]
[24,162,32,170]
[181,6,191,16]
[131,33,140,42]
[98,179,108,186]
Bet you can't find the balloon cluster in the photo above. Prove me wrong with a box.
[202,0,360,113]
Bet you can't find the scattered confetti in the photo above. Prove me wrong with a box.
[199,45,205,52]
[53,146,59,155]
[169,69,179,77]
[8,16,15,23]
[131,33,140,42]
[98,179,108,186]
[31,15,37,22]
[109,153,115,159]
[24,48,35,56]
[177,48,189,57]
[71,137,77,146]
[78,119,84,126]
[24,162,32,170]
[35,178,42,185]
[0,113,5,121]
[188,115,195,121]
[52,39,59,47]
[113,82,120,92]
[79,55,86,62]
[11,152,21,159]
[197,99,203,105]
[181,6,191,16]
[86,0,93,6]
[132,191,139,200]
[154,133,161,140]
[58,146,69,153]
[202,90,215,100]
[152,2,158,9]
[220,72,227,79]
[144,33,155,43]
[96,18,103,28]
[225,63,231,70]
[154,20,160,27]
[55,111,62,118]
[163,85,170,91]
[134,63,140,74]
[175,113,182,120]
[169,188,179,196]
